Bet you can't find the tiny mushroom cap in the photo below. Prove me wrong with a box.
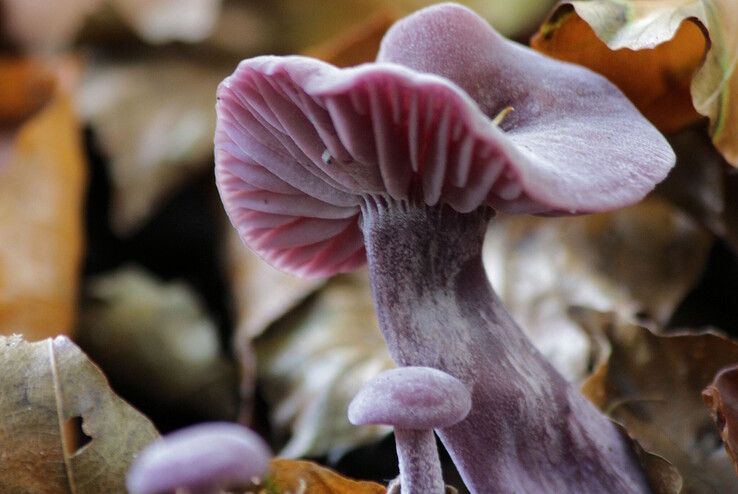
[214,2,675,279]
[126,422,272,494]
[348,367,472,429]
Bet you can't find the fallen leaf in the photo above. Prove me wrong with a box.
[532,1,738,166]
[78,57,231,235]
[109,0,223,44]
[399,0,557,38]
[0,60,86,340]
[0,58,56,129]
[204,1,273,57]
[703,364,738,476]
[228,228,324,424]
[305,9,396,67]
[0,0,103,51]
[77,266,238,421]
[2,0,222,50]
[657,127,738,253]
[576,310,738,493]
[259,458,386,494]
[483,197,712,381]
[254,272,394,459]
[228,230,324,343]
[0,334,159,493]
[264,0,393,52]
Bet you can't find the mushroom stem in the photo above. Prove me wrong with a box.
[394,428,445,494]
[361,197,649,493]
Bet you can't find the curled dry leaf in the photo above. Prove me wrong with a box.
[228,229,324,343]
[483,197,712,381]
[77,266,238,421]
[109,0,223,44]
[1,0,103,51]
[254,458,386,494]
[305,9,397,68]
[703,364,738,475]
[532,1,738,166]
[2,0,222,50]
[0,59,86,340]
[398,0,557,37]
[264,0,394,53]
[657,127,738,253]
[0,335,159,493]
[254,272,394,459]
[575,310,738,493]
[78,58,231,235]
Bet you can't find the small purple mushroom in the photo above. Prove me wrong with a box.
[214,3,674,492]
[349,367,471,494]
[126,422,272,494]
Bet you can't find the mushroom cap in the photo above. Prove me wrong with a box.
[348,366,472,429]
[215,3,675,278]
[126,422,272,494]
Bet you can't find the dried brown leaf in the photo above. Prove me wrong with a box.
[254,272,394,459]
[77,266,238,420]
[576,310,738,493]
[0,335,159,493]
[483,197,712,381]
[305,9,396,67]
[109,0,222,44]
[78,57,231,234]
[259,458,386,494]
[532,1,738,166]
[0,60,86,340]
[657,127,738,253]
[703,364,738,476]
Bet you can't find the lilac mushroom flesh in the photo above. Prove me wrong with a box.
[126,422,272,494]
[215,3,674,492]
[349,367,471,494]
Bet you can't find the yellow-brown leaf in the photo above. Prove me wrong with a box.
[264,458,386,494]
[0,60,86,340]
[532,1,738,166]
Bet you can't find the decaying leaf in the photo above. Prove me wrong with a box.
[0,335,159,493]
[657,127,738,252]
[0,60,86,340]
[228,230,324,342]
[77,266,238,421]
[483,197,712,381]
[2,0,223,50]
[305,9,396,67]
[576,310,738,493]
[78,57,231,234]
[532,1,738,166]
[626,434,684,494]
[264,0,394,53]
[0,0,103,51]
[255,458,386,494]
[254,272,394,459]
[109,0,223,44]
[0,58,56,130]
[399,0,557,37]
[204,1,273,57]
[703,364,738,475]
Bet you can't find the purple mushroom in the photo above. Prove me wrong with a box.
[214,3,674,492]
[126,422,272,494]
[349,367,471,494]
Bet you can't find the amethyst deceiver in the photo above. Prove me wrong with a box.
[215,3,674,492]
[349,367,471,494]
[126,422,272,494]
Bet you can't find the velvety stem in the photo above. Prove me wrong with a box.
[360,198,650,494]
[394,428,445,494]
